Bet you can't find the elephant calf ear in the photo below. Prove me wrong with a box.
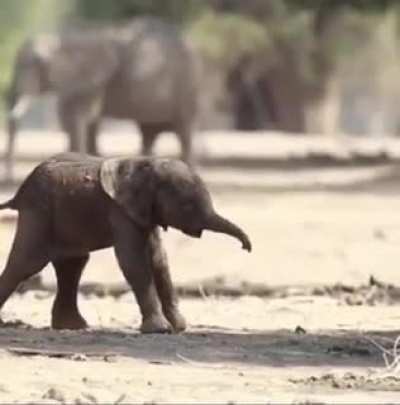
[100,158,120,199]
[100,158,155,229]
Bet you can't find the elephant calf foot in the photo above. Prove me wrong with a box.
[51,307,88,330]
[140,313,172,334]
[164,308,187,332]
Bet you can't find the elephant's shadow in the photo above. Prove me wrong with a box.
[0,323,395,368]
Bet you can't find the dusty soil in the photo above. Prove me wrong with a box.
[1,129,400,403]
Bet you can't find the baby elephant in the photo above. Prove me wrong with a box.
[0,153,251,333]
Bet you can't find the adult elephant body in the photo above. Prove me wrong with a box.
[5,17,197,180]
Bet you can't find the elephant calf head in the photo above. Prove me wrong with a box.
[100,158,252,252]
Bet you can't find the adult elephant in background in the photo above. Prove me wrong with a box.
[5,17,197,181]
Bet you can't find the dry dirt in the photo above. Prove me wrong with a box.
[1,129,400,403]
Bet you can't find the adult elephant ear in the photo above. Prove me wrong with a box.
[100,158,155,229]
[35,34,119,95]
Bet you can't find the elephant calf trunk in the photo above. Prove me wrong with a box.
[206,213,252,252]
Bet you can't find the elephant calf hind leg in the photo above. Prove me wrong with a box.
[0,210,50,321]
[51,255,89,330]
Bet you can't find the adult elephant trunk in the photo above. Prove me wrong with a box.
[9,95,32,120]
[205,213,252,252]
[4,114,17,182]
[4,94,32,181]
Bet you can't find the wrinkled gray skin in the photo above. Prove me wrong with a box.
[0,153,251,333]
[5,17,197,181]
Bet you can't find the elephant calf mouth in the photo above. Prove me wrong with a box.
[182,228,203,238]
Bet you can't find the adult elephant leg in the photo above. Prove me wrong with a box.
[58,99,89,153]
[139,123,160,157]
[64,115,88,153]
[0,210,50,320]
[149,229,186,332]
[51,255,89,330]
[110,208,171,333]
[58,94,103,154]
[87,120,100,156]
[175,120,193,164]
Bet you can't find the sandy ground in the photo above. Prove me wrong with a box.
[1,129,400,403]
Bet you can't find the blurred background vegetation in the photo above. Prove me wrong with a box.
[2,0,400,135]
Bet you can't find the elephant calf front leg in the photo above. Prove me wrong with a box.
[111,210,171,333]
[149,229,187,332]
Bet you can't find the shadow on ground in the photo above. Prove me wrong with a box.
[0,323,397,368]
